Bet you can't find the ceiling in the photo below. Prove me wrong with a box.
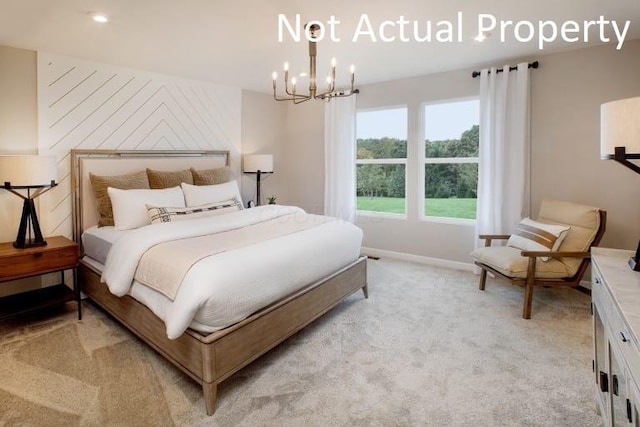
[1,0,639,93]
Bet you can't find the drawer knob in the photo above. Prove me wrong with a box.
[595,277,601,285]
[621,331,629,343]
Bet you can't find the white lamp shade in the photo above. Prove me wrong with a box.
[601,96,640,159]
[243,154,273,173]
[0,155,58,186]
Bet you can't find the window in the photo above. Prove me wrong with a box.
[423,99,479,220]
[356,107,407,215]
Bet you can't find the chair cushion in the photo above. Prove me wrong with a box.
[537,199,600,274]
[471,246,573,279]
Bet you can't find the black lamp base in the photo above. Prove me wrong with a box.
[629,240,640,272]
[13,197,47,249]
[13,239,48,249]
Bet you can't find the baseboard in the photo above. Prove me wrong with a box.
[361,247,475,272]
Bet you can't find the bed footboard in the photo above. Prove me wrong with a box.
[79,256,367,415]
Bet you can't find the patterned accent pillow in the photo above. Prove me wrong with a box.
[190,166,230,186]
[89,171,150,227]
[507,218,571,261]
[147,198,242,224]
[147,168,194,189]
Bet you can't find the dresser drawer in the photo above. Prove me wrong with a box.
[0,244,78,281]
[593,263,640,387]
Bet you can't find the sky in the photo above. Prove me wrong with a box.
[356,99,479,141]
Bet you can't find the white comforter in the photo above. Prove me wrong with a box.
[101,205,363,339]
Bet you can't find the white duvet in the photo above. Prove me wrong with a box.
[101,205,363,339]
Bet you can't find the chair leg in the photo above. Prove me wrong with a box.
[479,269,488,291]
[523,258,537,319]
[523,281,534,319]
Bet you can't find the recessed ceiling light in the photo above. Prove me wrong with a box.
[92,14,109,23]
[299,72,307,77]
[474,32,490,42]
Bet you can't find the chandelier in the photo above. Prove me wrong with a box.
[272,24,359,104]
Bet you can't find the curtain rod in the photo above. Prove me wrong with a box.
[471,61,539,78]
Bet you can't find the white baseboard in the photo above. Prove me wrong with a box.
[361,247,475,272]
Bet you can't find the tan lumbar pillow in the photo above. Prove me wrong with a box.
[507,218,571,261]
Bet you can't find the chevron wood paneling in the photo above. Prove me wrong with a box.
[37,52,242,237]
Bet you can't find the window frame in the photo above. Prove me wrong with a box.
[419,97,480,225]
[355,105,408,219]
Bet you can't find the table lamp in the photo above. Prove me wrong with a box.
[243,154,273,206]
[0,155,58,248]
[601,96,640,269]
[601,96,640,173]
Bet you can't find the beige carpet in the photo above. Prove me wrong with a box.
[0,258,600,426]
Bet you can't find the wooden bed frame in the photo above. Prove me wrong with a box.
[70,149,368,415]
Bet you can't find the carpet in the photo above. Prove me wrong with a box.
[0,258,601,426]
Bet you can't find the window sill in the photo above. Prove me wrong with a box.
[420,216,476,226]
[356,210,407,220]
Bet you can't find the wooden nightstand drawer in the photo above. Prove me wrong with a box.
[0,235,82,320]
[0,236,79,282]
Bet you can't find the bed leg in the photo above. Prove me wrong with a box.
[203,381,217,415]
[362,284,369,299]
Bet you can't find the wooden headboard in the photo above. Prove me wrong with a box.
[71,149,229,243]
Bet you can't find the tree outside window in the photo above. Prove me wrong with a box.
[423,99,479,220]
[356,108,407,215]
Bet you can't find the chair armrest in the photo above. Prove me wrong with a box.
[520,250,591,259]
[479,234,511,240]
[479,234,511,247]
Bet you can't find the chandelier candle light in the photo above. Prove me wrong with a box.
[272,24,359,103]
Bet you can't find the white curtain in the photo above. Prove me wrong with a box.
[324,95,357,222]
[475,62,531,246]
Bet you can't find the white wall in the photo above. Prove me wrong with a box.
[240,90,288,205]
[0,45,40,296]
[283,101,325,214]
[277,39,640,263]
[3,39,640,276]
[529,40,640,250]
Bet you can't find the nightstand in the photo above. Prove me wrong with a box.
[0,236,81,320]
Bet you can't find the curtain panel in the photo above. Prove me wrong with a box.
[475,63,531,247]
[324,95,357,223]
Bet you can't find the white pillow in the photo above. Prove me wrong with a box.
[147,198,242,224]
[108,186,185,230]
[507,218,571,261]
[181,180,244,207]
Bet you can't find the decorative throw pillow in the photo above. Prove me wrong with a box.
[89,171,150,227]
[108,186,186,230]
[507,218,571,261]
[181,180,244,207]
[147,168,194,189]
[147,198,242,224]
[190,166,231,186]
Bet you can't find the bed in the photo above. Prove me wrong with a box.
[71,149,368,415]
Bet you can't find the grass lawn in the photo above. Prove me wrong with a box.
[357,197,477,219]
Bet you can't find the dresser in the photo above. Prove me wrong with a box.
[592,247,640,426]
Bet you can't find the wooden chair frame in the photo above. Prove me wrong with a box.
[475,210,606,319]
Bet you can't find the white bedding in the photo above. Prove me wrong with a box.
[99,205,363,339]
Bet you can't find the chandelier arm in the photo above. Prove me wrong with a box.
[293,97,311,105]
[315,88,361,100]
